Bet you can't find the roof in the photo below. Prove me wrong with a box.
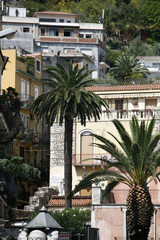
[26,206,62,230]
[47,195,91,208]
[36,11,78,17]
[86,84,160,92]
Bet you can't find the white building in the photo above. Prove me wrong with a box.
[137,56,160,79]
[2,8,109,79]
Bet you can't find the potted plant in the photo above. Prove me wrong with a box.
[132,99,138,105]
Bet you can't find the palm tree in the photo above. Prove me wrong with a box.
[31,62,108,208]
[69,116,160,239]
[109,55,150,84]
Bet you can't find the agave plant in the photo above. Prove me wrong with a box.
[69,116,160,240]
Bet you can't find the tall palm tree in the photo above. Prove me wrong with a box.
[69,116,160,239]
[109,55,150,84]
[31,62,108,208]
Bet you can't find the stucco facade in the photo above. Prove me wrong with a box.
[50,84,160,197]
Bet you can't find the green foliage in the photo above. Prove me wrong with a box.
[28,207,40,221]
[71,0,105,22]
[106,50,122,67]
[140,0,160,41]
[31,63,108,126]
[21,1,45,16]
[50,208,91,239]
[6,206,16,224]
[127,36,160,57]
[108,55,150,84]
[0,156,41,179]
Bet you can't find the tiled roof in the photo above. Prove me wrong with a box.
[86,84,160,92]
[47,195,91,208]
[36,11,78,16]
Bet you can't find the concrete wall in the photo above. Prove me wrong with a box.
[91,204,160,240]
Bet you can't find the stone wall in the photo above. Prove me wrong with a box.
[24,187,58,211]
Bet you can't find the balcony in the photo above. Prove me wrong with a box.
[84,109,158,122]
[19,130,49,145]
[20,95,34,109]
[72,153,115,166]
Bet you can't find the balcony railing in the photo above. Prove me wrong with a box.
[19,130,50,145]
[20,95,34,108]
[87,109,159,122]
[72,153,114,166]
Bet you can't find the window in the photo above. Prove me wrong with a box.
[59,19,64,22]
[36,59,41,73]
[21,113,25,125]
[34,85,39,99]
[115,99,123,110]
[20,146,24,158]
[21,79,26,100]
[79,34,84,38]
[39,18,56,22]
[64,29,74,37]
[23,28,29,33]
[67,20,71,23]
[33,151,37,167]
[40,28,46,36]
[86,34,92,38]
[26,82,30,100]
[80,131,94,164]
[49,28,59,36]
[26,115,29,131]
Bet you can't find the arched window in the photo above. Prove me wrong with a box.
[80,131,94,164]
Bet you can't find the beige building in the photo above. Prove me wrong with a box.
[50,83,160,239]
[50,84,160,195]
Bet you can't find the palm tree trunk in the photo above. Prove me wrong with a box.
[126,185,154,240]
[64,116,73,209]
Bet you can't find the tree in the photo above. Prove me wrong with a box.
[0,156,40,206]
[108,55,150,84]
[31,63,108,208]
[69,116,160,240]
[140,0,160,42]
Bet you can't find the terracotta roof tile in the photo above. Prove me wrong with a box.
[86,84,160,92]
[47,195,91,208]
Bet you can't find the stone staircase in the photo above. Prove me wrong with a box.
[24,187,58,212]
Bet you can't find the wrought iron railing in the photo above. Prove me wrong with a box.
[72,153,114,166]
[20,95,35,108]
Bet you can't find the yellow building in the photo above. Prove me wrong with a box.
[1,49,43,207]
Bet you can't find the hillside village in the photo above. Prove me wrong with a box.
[1,0,160,239]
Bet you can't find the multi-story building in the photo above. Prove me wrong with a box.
[1,49,47,207]
[50,84,160,196]
[137,56,160,80]
[1,8,109,79]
